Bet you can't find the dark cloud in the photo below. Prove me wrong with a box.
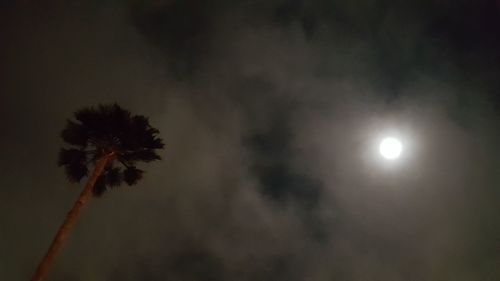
[1,1,499,280]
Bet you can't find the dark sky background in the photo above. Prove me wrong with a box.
[1,0,500,280]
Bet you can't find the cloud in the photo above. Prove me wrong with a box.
[0,1,499,280]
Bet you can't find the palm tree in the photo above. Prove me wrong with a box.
[32,104,164,281]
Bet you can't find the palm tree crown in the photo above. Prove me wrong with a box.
[58,104,164,196]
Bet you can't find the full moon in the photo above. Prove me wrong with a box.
[379,137,403,159]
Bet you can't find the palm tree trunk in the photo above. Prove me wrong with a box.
[31,154,114,281]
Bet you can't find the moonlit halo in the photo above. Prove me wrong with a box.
[379,137,403,160]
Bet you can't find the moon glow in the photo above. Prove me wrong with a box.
[379,137,403,159]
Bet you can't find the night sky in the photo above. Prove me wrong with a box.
[1,1,500,280]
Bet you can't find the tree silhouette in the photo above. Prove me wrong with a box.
[32,104,164,281]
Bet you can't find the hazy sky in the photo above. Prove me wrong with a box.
[1,1,499,280]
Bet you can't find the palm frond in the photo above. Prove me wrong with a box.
[92,175,107,197]
[105,167,122,187]
[58,148,86,166]
[145,135,165,150]
[121,150,161,163]
[64,161,88,183]
[61,120,87,147]
[59,148,88,182]
[132,115,149,131]
[74,107,96,126]
[123,166,144,186]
